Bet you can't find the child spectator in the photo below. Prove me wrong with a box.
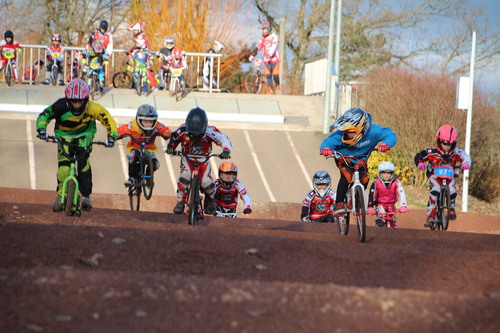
[0,30,23,80]
[200,40,225,90]
[42,33,65,85]
[117,104,171,187]
[367,161,408,228]
[414,124,471,227]
[23,60,44,83]
[214,161,252,215]
[320,108,396,213]
[300,171,336,223]
[156,35,176,90]
[165,107,232,215]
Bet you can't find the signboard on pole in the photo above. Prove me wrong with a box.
[456,76,470,110]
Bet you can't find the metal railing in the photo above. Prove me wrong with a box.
[1,44,223,93]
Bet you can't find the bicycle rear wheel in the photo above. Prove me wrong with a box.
[187,177,201,226]
[439,187,451,231]
[141,154,155,200]
[112,72,131,88]
[129,185,141,211]
[5,63,12,86]
[354,186,367,242]
[244,73,262,94]
[64,179,76,216]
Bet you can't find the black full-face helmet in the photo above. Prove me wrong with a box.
[4,30,14,43]
[99,20,109,32]
[186,107,208,141]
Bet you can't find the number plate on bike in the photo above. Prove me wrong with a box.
[435,166,453,179]
[171,68,182,77]
[4,51,14,59]
[90,62,100,69]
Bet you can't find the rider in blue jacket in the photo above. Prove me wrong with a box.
[320,108,396,213]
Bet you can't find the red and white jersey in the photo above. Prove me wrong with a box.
[368,178,407,207]
[168,124,232,160]
[214,179,252,210]
[87,30,113,57]
[414,147,471,177]
[0,41,22,60]
[254,32,279,64]
[302,190,336,220]
[46,45,64,62]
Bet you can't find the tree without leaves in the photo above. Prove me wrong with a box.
[252,0,500,92]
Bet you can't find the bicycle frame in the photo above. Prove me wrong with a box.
[42,135,106,216]
[120,135,155,211]
[87,58,103,99]
[46,48,61,86]
[328,151,374,242]
[431,165,453,231]
[172,151,221,225]
[3,51,15,86]
[375,208,404,228]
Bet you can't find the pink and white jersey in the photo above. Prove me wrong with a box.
[370,178,407,207]
[254,32,280,64]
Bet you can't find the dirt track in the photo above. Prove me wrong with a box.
[1,188,499,333]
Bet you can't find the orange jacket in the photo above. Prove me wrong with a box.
[118,119,171,153]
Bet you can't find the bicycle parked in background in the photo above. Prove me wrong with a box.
[171,151,222,226]
[41,135,107,217]
[119,135,155,211]
[244,58,263,94]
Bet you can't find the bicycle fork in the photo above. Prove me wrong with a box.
[60,163,80,215]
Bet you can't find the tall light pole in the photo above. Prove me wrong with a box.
[323,0,336,134]
[462,31,476,213]
[333,0,343,120]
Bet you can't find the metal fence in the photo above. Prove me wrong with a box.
[1,44,223,93]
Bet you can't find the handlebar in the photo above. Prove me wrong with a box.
[169,150,222,165]
[375,208,408,218]
[39,135,108,147]
[215,210,245,218]
[118,134,154,145]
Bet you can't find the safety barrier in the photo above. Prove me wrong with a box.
[0,44,223,93]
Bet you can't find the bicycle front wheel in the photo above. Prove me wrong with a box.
[64,179,76,216]
[175,79,183,101]
[354,186,367,243]
[129,185,141,211]
[141,154,155,200]
[135,74,142,96]
[336,212,350,235]
[439,186,451,231]
[5,63,12,86]
[244,73,262,94]
[51,66,57,86]
[112,72,131,88]
[187,177,201,226]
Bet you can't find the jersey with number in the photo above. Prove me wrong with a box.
[0,41,22,60]
[167,125,232,157]
[301,190,336,220]
[214,179,252,210]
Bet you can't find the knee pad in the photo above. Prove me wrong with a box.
[203,182,215,195]
[179,177,190,186]
[450,192,457,199]
[430,190,440,197]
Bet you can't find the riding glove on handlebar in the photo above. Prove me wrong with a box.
[461,164,470,170]
[220,149,231,160]
[367,207,376,215]
[165,146,175,155]
[37,129,47,141]
[320,147,333,157]
[377,143,390,152]
[417,163,426,170]
[105,136,115,147]
[400,207,408,213]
